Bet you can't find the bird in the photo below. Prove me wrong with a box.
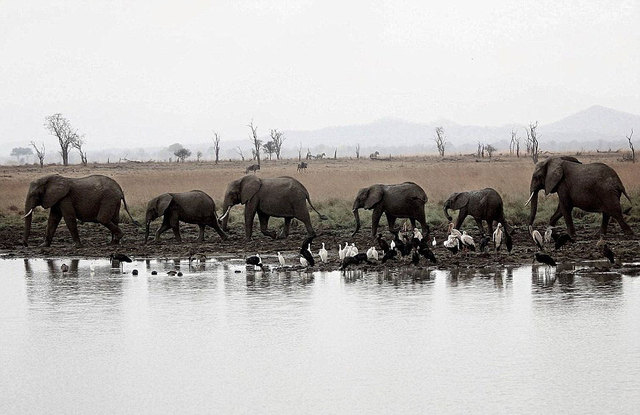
[318,243,328,263]
[60,263,69,272]
[89,262,95,273]
[413,227,423,241]
[110,253,133,263]
[432,237,437,247]
[338,243,347,260]
[553,233,572,250]
[443,235,460,254]
[597,239,615,264]
[390,240,396,251]
[340,255,361,270]
[411,250,420,266]
[505,231,513,253]
[460,231,476,252]
[381,249,398,263]
[300,244,315,267]
[132,269,138,276]
[534,252,557,267]
[391,230,411,256]
[366,246,379,260]
[479,235,491,252]
[151,270,158,275]
[353,253,371,264]
[377,233,390,253]
[448,222,462,239]
[349,243,358,256]
[493,223,503,252]
[529,225,544,250]
[245,254,264,270]
[277,252,286,267]
[417,238,437,263]
[544,226,554,244]
[167,270,177,276]
[177,271,183,276]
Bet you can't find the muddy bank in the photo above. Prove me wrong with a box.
[2,219,640,272]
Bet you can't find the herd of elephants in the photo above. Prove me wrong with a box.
[21,156,634,263]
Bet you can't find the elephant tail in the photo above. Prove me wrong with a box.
[122,196,141,226]
[307,197,328,221]
[622,188,633,205]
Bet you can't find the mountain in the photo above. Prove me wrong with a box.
[544,105,640,136]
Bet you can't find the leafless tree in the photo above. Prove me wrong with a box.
[72,135,88,166]
[509,130,517,155]
[477,142,482,158]
[45,113,80,166]
[248,121,261,166]
[334,148,337,159]
[434,127,446,157]
[485,144,496,158]
[526,121,540,163]
[270,129,285,160]
[298,143,302,161]
[515,136,521,158]
[235,146,245,161]
[355,144,360,159]
[306,148,312,160]
[626,129,635,163]
[212,132,221,164]
[30,141,45,167]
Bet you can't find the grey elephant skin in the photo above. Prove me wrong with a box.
[527,156,633,237]
[23,174,138,247]
[220,175,326,239]
[352,182,429,237]
[144,190,228,243]
[443,188,508,235]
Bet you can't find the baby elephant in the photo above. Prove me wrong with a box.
[443,188,509,235]
[145,190,229,243]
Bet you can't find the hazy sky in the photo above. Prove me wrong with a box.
[1,0,638,149]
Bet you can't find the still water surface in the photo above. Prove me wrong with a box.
[1,258,639,414]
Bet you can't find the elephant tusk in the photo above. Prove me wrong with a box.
[524,192,535,207]
[23,208,33,218]
[218,206,232,221]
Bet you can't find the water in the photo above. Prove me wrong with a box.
[1,258,639,414]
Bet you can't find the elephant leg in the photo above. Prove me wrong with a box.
[257,211,277,239]
[61,205,82,247]
[197,224,205,242]
[415,208,429,236]
[280,217,292,238]
[370,208,383,237]
[155,220,171,242]
[409,218,416,229]
[600,213,610,235]
[104,221,124,245]
[207,218,228,240]
[244,206,256,240]
[560,204,576,238]
[610,211,633,235]
[294,208,315,238]
[474,217,485,235]
[385,212,397,234]
[549,205,563,226]
[454,211,467,230]
[43,207,63,247]
[167,212,182,243]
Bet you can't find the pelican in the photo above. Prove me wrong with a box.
[529,225,544,250]
[460,231,476,252]
[277,252,286,267]
[338,243,347,260]
[318,243,328,263]
[493,223,503,252]
[366,246,379,260]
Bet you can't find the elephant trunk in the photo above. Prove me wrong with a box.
[220,201,231,232]
[443,203,453,222]
[23,202,35,246]
[527,190,539,225]
[352,208,361,237]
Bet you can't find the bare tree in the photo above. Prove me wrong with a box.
[212,132,221,164]
[485,144,496,158]
[235,146,245,161]
[477,142,482,158]
[355,144,360,159]
[270,129,285,160]
[306,148,312,160]
[515,136,521,158]
[248,121,261,166]
[434,127,446,157]
[30,141,45,167]
[626,129,635,163]
[334,148,337,159]
[45,113,80,166]
[526,121,540,163]
[298,143,302,161]
[72,135,88,166]
[509,130,517,156]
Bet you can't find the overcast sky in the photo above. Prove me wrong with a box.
[1,0,638,149]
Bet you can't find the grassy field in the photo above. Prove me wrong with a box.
[1,153,638,231]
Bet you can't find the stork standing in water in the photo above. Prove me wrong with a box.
[245,254,264,270]
[277,252,286,267]
[366,246,379,260]
[318,243,328,263]
[493,223,503,253]
[300,236,315,267]
[529,225,544,250]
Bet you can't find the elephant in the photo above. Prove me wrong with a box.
[220,175,327,239]
[443,188,509,235]
[23,174,138,247]
[352,182,429,237]
[144,190,229,243]
[526,156,633,238]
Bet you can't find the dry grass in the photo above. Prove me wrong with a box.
[1,153,638,229]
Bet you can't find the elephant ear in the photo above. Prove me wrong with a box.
[156,194,173,216]
[451,192,470,210]
[42,176,71,209]
[545,158,564,195]
[364,185,384,209]
[240,175,261,204]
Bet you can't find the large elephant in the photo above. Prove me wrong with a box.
[144,190,229,243]
[526,156,633,237]
[23,174,138,247]
[443,188,508,235]
[352,182,429,237]
[220,175,327,239]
